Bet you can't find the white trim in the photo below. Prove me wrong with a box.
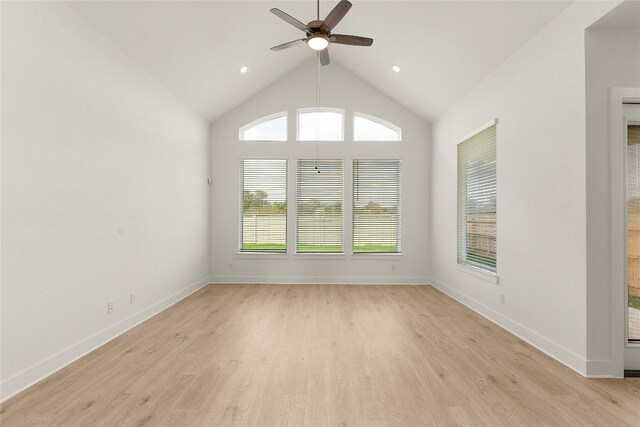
[609,88,640,376]
[349,155,405,160]
[429,278,588,376]
[237,155,291,160]
[294,158,345,255]
[296,107,345,141]
[236,253,289,259]
[238,158,289,254]
[210,276,429,285]
[239,111,287,141]
[456,120,498,278]
[585,359,617,378]
[456,263,499,284]
[352,158,403,256]
[353,111,402,142]
[350,253,404,260]
[292,253,347,260]
[0,277,211,402]
[456,118,498,147]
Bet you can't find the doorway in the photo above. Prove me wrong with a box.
[624,102,640,372]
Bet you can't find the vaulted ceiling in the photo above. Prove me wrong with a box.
[68,1,571,123]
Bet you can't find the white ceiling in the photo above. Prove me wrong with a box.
[68,1,571,123]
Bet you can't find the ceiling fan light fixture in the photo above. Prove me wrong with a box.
[270,0,372,66]
[307,35,329,51]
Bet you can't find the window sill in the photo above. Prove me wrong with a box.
[293,253,347,260]
[297,140,344,143]
[354,140,402,143]
[236,252,289,260]
[350,253,403,260]
[456,263,499,284]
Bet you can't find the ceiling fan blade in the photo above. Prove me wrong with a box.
[271,39,307,51]
[330,34,373,46]
[323,0,352,30]
[319,48,330,66]
[270,8,310,32]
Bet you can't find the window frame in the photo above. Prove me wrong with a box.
[353,112,402,142]
[295,158,345,254]
[238,157,288,254]
[456,119,498,280]
[296,107,345,142]
[239,111,288,141]
[352,158,402,255]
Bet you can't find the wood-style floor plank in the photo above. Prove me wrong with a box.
[1,284,639,426]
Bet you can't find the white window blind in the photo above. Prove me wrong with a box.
[239,159,287,252]
[353,159,401,253]
[457,124,497,272]
[296,160,343,253]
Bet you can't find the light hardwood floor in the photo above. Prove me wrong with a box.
[1,284,639,426]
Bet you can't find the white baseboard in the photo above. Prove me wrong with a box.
[430,278,588,377]
[209,276,430,285]
[585,359,620,378]
[1,277,211,402]
[5,276,600,402]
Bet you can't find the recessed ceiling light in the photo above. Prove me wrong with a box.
[240,65,248,74]
[392,65,401,73]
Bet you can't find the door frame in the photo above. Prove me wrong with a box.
[610,87,640,377]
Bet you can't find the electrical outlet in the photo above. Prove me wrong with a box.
[500,294,505,305]
[228,263,233,270]
[130,293,135,304]
[107,302,114,314]
[391,264,396,271]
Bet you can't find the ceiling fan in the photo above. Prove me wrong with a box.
[270,0,373,66]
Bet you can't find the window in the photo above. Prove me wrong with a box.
[353,159,401,253]
[457,123,497,272]
[239,159,287,252]
[296,160,343,253]
[353,113,401,141]
[239,112,287,141]
[297,108,344,141]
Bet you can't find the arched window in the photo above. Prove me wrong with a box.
[239,112,287,141]
[353,112,402,141]
[297,108,344,141]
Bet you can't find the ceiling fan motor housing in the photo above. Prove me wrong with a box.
[307,20,330,35]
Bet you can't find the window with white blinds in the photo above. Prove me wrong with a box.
[239,159,287,253]
[353,160,401,253]
[457,124,497,272]
[296,160,343,253]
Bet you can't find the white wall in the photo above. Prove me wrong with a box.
[210,61,430,284]
[430,1,619,375]
[585,28,640,375]
[0,2,210,400]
